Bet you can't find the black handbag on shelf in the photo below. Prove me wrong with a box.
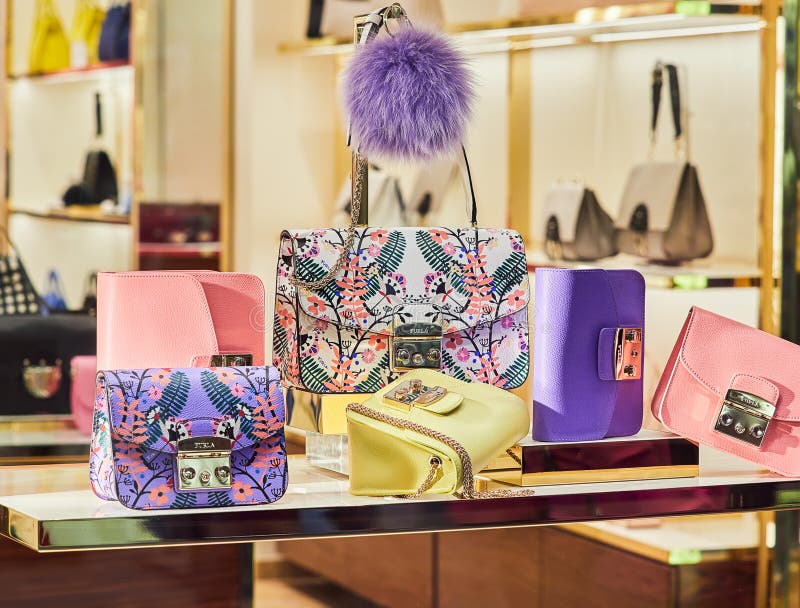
[615,62,713,263]
[63,92,118,206]
[0,229,97,415]
[0,229,44,315]
[0,314,96,416]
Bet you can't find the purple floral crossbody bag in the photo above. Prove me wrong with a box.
[90,366,287,510]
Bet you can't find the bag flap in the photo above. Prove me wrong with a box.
[616,161,686,231]
[542,183,585,242]
[678,307,800,423]
[281,227,529,336]
[348,369,530,471]
[101,366,285,453]
[97,272,265,369]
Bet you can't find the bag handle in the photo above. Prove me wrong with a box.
[355,4,479,227]
[346,402,534,500]
[290,3,478,291]
[650,61,684,156]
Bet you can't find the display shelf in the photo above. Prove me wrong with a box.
[279,12,763,56]
[0,428,88,465]
[566,513,760,564]
[1,454,798,553]
[527,251,762,288]
[7,61,133,85]
[137,242,222,257]
[9,206,131,225]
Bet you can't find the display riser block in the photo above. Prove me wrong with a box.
[483,430,699,487]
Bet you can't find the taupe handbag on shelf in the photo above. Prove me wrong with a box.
[543,182,617,261]
[616,62,713,263]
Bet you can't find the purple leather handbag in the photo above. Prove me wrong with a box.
[533,268,645,441]
[90,366,287,510]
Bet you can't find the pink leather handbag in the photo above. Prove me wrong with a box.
[652,307,800,477]
[70,355,96,434]
[97,272,265,370]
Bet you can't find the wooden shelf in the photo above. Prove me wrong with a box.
[8,61,132,84]
[9,207,130,225]
[527,251,763,289]
[279,9,763,56]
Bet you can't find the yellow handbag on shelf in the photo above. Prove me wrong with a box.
[70,0,105,66]
[28,0,70,74]
[346,370,532,499]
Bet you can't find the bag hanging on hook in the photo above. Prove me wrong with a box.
[342,3,474,162]
[274,4,530,397]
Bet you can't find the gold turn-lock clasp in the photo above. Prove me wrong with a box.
[714,389,775,448]
[613,328,642,380]
[383,379,448,411]
[389,314,444,373]
[176,436,233,492]
[210,353,253,367]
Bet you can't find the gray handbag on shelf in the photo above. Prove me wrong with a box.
[543,182,617,261]
[616,62,713,263]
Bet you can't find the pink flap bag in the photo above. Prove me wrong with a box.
[97,272,265,370]
[652,307,800,477]
[70,355,97,434]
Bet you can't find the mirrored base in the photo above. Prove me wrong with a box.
[483,430,699,486]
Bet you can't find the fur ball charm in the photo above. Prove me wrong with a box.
[343,27,474,161]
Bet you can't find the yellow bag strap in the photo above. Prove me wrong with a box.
[346,402,534,500]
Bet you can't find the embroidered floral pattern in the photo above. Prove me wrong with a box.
[89,366,287,510]
[273,227,530,393]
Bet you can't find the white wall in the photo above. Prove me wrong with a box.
[531,32,761,264]
[234,0,339,349]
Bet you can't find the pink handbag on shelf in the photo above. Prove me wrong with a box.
[97,272,265,370]
[652,307,800,477]
[70,355,96,434]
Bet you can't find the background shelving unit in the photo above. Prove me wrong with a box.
[0,0,235,308]
[264,0,784,407]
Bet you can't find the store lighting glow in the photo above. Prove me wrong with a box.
[455,13,687,41]
[590,20,764,42]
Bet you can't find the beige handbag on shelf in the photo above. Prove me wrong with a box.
[615,62,713,263]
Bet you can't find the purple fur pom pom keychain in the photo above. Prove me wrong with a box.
[343,25,474,162]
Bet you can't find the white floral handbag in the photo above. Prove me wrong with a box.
[273,154,530,395]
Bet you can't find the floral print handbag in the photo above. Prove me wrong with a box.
[273,155,530,394]
[90,366,287,510]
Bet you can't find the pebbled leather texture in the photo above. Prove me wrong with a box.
[533,268,645,442]
[652,307,800,477]
[273,227,530,393]
[89,366,286,509]
[97,271,265,370]
[70,355,97,435]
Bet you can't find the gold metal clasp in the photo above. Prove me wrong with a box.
[383,379,448,411]
[176,436,232,492]
[613,328,642,380]
[210,353,253,367]
[714,389,775,448]
[389,308,444,372]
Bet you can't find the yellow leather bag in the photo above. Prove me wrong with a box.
[70,0,105,66]
[28,0,70,73]
[346,370,530,498]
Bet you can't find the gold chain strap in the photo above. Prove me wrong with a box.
[347,402,534,500]
[288,153,365,291]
